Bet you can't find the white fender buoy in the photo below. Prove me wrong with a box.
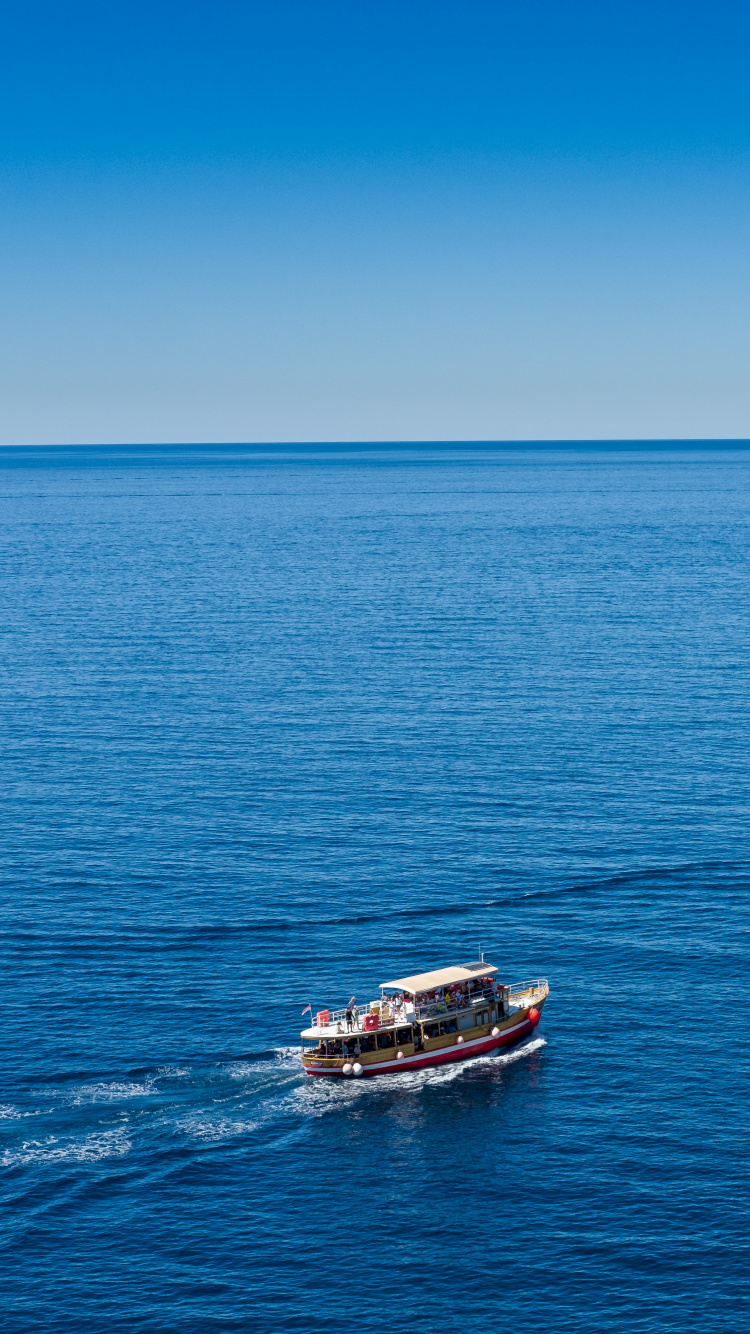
[396,1050,404,1060]
[342,1063,352,1075]
[353,1062,363,1076]
[456,1036,464,1044]
[491,1026,500,1037]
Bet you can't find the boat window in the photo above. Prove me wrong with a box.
[396,1027,413,1045]
[458,1012,474,1030]
[439,1018,458,1036]
[377,1031,395,1049]
[423,1022,440,1040]
[359,1035,377,1053]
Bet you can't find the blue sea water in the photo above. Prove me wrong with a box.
[1,443,749,1333]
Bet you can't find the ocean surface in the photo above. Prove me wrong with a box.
[1,443,748,1333]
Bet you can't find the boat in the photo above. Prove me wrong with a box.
[300,959,549,1077]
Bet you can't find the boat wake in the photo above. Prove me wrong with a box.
[0,1038,546,1172]
[2,1126,133,1169]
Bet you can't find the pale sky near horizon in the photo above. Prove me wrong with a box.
[2,1,749,444]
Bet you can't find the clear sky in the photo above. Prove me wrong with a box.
[2,0,749,443]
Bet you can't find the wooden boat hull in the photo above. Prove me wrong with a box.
[303,1010,541,1077]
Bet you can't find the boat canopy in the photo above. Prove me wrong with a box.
[380,962,498,994]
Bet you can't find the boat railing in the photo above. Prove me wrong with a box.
[311,1004,411,1031]
[507,978,548,999]
[311,1007,347,1030]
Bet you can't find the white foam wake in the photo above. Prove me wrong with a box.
[0,1039,547,1165]
[63,1078,158,1107]
[1,1127,133,1168]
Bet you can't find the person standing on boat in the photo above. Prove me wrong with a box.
[346,996,356,1031]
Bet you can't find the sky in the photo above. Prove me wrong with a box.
[1,0,749,444]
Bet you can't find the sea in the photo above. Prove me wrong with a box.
[1,442,748,1333]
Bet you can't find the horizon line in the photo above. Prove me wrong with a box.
[2,438,750,453]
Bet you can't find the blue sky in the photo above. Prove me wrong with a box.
[2,0,749,443]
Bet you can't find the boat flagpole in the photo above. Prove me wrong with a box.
[300,1002,313,1053]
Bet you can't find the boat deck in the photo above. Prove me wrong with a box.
[301,978,547,1040]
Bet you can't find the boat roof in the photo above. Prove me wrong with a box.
[380,961,497,993]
